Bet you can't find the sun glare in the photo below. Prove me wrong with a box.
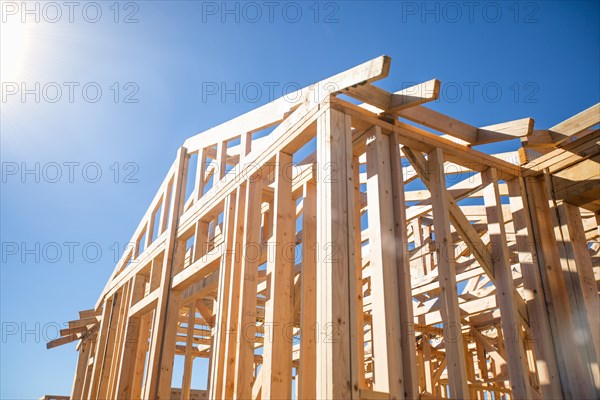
[1,19,29,82]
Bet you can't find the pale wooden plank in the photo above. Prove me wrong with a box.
[315,107,360,399]
[181,306,195,400]
[86,296,114,399]
[427,147,470,399]
[476,117,534,144]
[156,290,183,399]
[507,177,562,398]
[222,183,248,399]
[351,155,367,390]
[528,175,598,398]
[482,168,533,399]
[389,133,419,399]
[298,182,317,399]
[233,176,264,399]
[345,79,440,112]
[131,312,152,399]
[115,274,146,398]
[397,105,478,143]
[563,203,600,364]
[365,126,404,398]
[207,191,237,399]
[550,103,600,144]
[70,341,91,399]
[261,152,295,399]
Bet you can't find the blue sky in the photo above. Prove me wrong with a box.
[1,0,599,398]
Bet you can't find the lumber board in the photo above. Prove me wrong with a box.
[507,177,562,399]
[482,168,533,399]
[298,182,317,400]
[389,133,419,399]
[208,191,237,399]
[527,176,597,398]
[233,176,263,400]
[549,103,600,144]
[261,152,295,400]
[365,126,405,398]
[427,147,470,399]
[315,108,360,399]
[344,79,440,112]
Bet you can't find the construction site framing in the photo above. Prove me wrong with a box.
[48,56,600,400]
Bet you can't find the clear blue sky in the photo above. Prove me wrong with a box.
[1,1,599,398]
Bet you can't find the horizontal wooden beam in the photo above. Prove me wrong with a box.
[333,98,522,179]
[344,79,440,112]
[47,333,79,349]
[128,288,159,318]
[476,117,534,144]
[398,105,478,143]
[523,129,600,176]
[171,245,222,290]
[550,102,600,144]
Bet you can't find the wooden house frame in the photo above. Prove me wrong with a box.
[48,56,600,399]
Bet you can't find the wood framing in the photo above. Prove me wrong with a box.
[47,56,600,400]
